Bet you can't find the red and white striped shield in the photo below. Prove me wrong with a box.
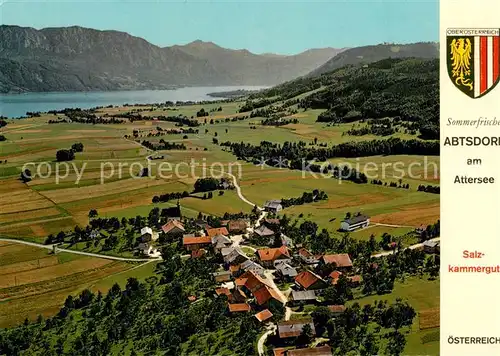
[447,28,500,98]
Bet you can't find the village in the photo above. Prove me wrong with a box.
[132,199,440,356]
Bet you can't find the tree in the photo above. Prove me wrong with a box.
[56,149,75,162]
[71,143,84,152]
[88,209,98,219]
[21,168,32,182]
[385,330,406,355]
[297,323,314,345]
[194,177,220,192]
[360,332,379,356]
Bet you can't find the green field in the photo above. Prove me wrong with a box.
[0,88,439,353]
[0,241,142,327]
[350,276,440,355]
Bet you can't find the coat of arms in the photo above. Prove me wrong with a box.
[447,28,500,98]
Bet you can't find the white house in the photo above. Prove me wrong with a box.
[138,242,160,257]
[340,215,370,232]
[264,200,283,213]
[140,226,159,242]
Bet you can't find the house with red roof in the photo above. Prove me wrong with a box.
[206,227,229,238]
[236,270,287,305]
[321,253,353,270]
[228,303,251,313]
[183,235,212,251]
[257,246,291,267]
[228,220,249,234]
[294,270,327,290]
[254,309,273,323]
[328,305,346,316]
[161,220,185,236]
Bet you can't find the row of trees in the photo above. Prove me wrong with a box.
[371,180,410,189]
[140,140,186,151]
[193,177,231,192]
[220,137,439,164]
[417,184,440,194]
[54,142,84,162]
[152,191,190,203]
[280,190,328,208]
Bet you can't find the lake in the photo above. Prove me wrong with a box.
[0,86,267,118]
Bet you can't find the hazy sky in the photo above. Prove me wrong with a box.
[1,0,439,55]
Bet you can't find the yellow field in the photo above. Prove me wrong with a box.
[0,243,134,327]
[419,307,440,330]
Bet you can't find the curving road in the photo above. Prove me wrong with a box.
[257,323,276,356]
[0,238,161,262]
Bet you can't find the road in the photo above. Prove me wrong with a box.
[371,237,440,258]
[257,323,276,356]
[209,167,262,209]
[0,238,161,262]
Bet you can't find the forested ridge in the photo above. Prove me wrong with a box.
[246,58,439,139]
[220,138,439,166]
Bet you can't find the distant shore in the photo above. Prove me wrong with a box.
[207,89,262,98]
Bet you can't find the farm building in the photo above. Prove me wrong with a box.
[228,219,249,233]
[240,259,265,275]
[137,242,159,257]
[182,235,212,251]
[340,214,370,231]
[253,225,275,243]
[263,218,280,227]
[423,240,440,254]
[161,220,185,235]
[297,248,320,265]
[264,200,283,213]
[294,270,327,290]
[275,261,298,279]
[321,253,353,270]
[211,234,232,253]
[235,270,287,305]
[328,305,346,316]
[277,319,316,338]
[212,271,232,283]
[290,290,317,304]
[257,246,291,267]
[255,309,273,323]
[140,227,159,242]
[206,227,229,238]
[228,303,251,313]
[222,247,249,265]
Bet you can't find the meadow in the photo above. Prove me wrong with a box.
[0,241,155,327]
[0,89,439,338]
[350,276,440,355]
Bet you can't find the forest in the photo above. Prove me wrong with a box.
[220,137,439,166]
[245,58,439,138]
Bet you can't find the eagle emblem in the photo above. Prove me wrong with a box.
[446,28,500,99]
[450,38,473,91]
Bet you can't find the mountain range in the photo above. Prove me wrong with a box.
[0,25,343,93]
[0,25,439,93]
